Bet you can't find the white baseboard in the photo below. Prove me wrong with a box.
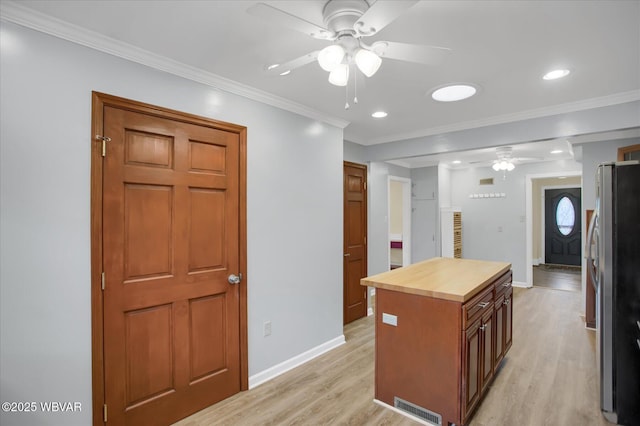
[248,335,346,389]
[512,280,531,288]
[532,258,542,266]
[373,399,435,426]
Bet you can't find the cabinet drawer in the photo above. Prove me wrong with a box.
[463,285,494,329]
[494,270,513,298]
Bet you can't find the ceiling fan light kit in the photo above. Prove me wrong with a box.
[354,48,382,77]
[318,45,346,71]
[328,63,350,86]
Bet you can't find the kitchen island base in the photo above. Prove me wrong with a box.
[363,257,513,426]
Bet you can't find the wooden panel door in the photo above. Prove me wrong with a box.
[343,162,367,324]
[92,93,246,425]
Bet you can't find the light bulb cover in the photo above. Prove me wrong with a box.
[432,84,477,102]
[328,64,349,86]
[318,45,345,72]
[492,163,500,171]
[354,49,382,77]
[506,162,515,171]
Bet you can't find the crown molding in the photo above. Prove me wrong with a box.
[362,90,640,146]
[0,1,349,129]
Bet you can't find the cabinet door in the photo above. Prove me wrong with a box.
[480,309,494,393]
[493,294,505,369]
[504,288,513,353]
[463,318,482,418]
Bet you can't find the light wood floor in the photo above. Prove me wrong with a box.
[533,265,581,292]
[175,287,606,426]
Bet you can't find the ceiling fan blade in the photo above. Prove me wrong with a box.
[265,51,320,75]
[371,41,451,66]
[354,0,419,37]
[247,3,335,40]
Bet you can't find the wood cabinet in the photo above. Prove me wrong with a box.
[362,258,512,426]
[441,208,462,258]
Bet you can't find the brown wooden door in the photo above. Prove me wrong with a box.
[93,93,246,425]
[343,162,368,324]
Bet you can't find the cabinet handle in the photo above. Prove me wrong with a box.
[503,282,511,287]
[480,323,487,331]
[637,339,640,351]
[478,302,490,309]
[503,299,510,306]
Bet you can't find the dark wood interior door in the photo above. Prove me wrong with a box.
[99,97,245,425]
[343,162,368,324]
[545,188,582,266]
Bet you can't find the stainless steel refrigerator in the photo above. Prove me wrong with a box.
[587,161,640,425]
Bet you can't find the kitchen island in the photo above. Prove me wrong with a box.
[361,257,513,426]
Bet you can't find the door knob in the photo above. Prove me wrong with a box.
[228,274,242,285]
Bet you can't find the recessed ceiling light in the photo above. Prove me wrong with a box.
[452,160,462,164]
[550,149,563,154]
[372,111,388,118]
[431,84,477,102]
[266,64,279,70]
[543,69,570,80]
[279,70,291,76]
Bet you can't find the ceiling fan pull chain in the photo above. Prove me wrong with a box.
[345,80,350,110]
[354,69,359,104]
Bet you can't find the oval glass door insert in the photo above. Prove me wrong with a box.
[556,196,575,235]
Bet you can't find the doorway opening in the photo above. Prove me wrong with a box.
[526,173,582,292]
[387,176,411,271]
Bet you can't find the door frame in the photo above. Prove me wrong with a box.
[525,171,581,288]
[541,184,581,266]
[343,161,368,323]
[90,92,248,425]
[387,176,411,268]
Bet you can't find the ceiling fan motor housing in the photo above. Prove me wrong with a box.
[323,0,369,34]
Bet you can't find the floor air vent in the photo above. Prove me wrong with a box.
[394,397,442,425]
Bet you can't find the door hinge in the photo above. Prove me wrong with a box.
[103,404,107,422]
[101,272,105,291]
[96,135,111,157]
[364,236,366,245]
[364,182,367,191]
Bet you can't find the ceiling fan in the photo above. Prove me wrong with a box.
[247,0,451,89]
[469,147,544,172]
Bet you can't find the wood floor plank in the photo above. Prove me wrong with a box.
[174,287,606,426]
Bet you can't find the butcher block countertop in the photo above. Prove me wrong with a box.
[361,257,511,302]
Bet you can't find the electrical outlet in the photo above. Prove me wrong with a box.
[263,321,272,337]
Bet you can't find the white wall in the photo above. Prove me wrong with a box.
[0,22,343,426]
[450,160,582,284]
[343,140,367,164]
[579,137,640,210]
[411,166,439,261]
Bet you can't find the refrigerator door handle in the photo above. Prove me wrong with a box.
[586,210,598,291]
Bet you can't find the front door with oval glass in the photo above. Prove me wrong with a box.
[544,188,582,266]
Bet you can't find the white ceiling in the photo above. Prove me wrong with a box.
[5,0,640,165]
